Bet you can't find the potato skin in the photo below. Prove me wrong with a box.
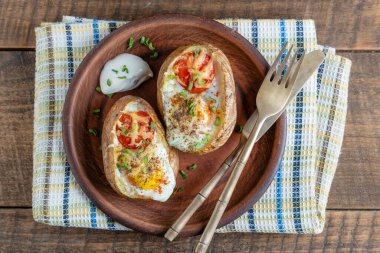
[157,44,237,154]
[101,95,179,198]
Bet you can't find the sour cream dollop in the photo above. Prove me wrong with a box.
[100,53,153,95]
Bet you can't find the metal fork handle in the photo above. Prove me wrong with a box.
[195,117,266,253]
[165,142,244,241]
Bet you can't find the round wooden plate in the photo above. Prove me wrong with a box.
[63,14,286,237]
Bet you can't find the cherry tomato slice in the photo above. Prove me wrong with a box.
[116,111,155,149]
[173,50,215,93]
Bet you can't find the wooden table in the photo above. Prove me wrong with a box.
[0,1,379,252]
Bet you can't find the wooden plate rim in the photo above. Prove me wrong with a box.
[62,14,286,236]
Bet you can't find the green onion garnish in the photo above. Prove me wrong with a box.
[236,124,244,133]
[210,105,217,112]
[188,81,193,91]
[122,65,129,73]
[88,128,97,136]
[195,135,211,150]
[187,163,197,171]
[179,90,188,97]
[143,155,148,165]
[194,48,200,58]
[92,108,101,117]
[150,51,159,60]
[150,122,155,131]
[168,74,176,80]
[96,86,102,93]
[187,98,196,117]
[179,170,188,179]
[107,79,112,86]
[140,36,147,45]
[214,116,221,126]
[112,69,118,74]
[174,187,184,193]
[122,148,133,155]
[107,93,113,98]
[118,76,127,79]
[127,36,134,50]
[208,97,217,103]
[137,147,144,155]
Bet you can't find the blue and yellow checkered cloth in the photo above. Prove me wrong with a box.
[33,17,351,233]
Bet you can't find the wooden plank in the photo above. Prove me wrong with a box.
[0,0,379,50]
[0,51,379,209]
[0,209,379,252]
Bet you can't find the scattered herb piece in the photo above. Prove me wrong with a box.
[179,170,188,180]
[140,36,147,45]
[119,161,131,171]
[193,73,200,81]
[92,108,101,117]
[88,128,97,136]
[150,121,155,131]
[147,41,155,51]
[195,135,211,150]
[187,98,196,117]
[120,127,130,135]
[137,147,144,155]
[112,69,118,74]
[122,65,129,73]
[142,139,151,145]
[107,93,113,98]
[143,155,148,165]
[179,90,188,98]
[127,36,134,50]
[107,79,112,86]
[194,48,200,58]
[96,86,102,93]
[122,148,133,155]
[187,163,197,171]
[168,74,176,80]
[150,51,159,60]
[174,187,184,193]
[210,105,217,112]
[235,124,244,133]
[188,81,193,91]
[118,76,127,79]
[214,116,221,126]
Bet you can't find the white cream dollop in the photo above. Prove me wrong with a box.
[100,53,153,95]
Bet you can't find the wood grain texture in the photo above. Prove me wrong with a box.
[0,0,379,50]
[0,51,379,209]
[0,209,379,252]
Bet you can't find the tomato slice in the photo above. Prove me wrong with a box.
[116,111,155,149]
[173,50,215,93]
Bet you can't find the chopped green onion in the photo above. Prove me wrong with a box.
[120,127,130,135]
[187,163,197,171]
[137,147,144,155]
[112,69,118,74]
[140,36,147,45]
[236,124,244,133]
[187,98,196,117]
[142,139,151,145]
[168,74,176,80]
[118,76,127,79]
[210,105,217,112]
[188,81,193,91]
[88,128,97,136]
[193,73,200,81]
[194,48,200,58]
[179,90,188,97]
[122,148,133,155]
[127,36,134,50]
[143,155,148,165]
[174,187,184,193]
[179,170,188,179]
[195,135,211,150]
[119,162,131,171]
[147,41,155,51]
[150,121,155,131]
[150,51,159,60]
[96,86,102,93]
[107,79,112,86]
[214,116,221,126]
[92,108,101,116]
[107,93,113,98]
[122,65,129,73]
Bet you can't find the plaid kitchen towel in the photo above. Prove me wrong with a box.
[33,17,351,233]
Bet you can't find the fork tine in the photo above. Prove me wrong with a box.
[273,45,294,83]
[267,42,288,76]
[279,50,298,86]
[284,52,305,89]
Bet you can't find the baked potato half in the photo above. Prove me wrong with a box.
[102,95,179,202]
[157,44,236,154]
